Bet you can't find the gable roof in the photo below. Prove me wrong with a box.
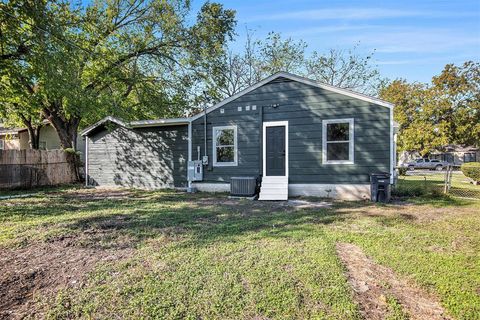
[82,72,394,136]
[190,71,393,121]
[81,116,129,136]
[80,116,190,136]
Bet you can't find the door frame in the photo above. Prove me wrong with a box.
[263,121,289,178]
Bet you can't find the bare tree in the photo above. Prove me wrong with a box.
[305,44,382,95]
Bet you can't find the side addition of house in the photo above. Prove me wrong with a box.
[81,72,394,200]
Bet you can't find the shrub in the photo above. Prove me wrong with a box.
[461,162,480,182]
[397,167,408,176]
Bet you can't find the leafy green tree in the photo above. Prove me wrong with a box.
[431,61,480,147]
[380,61,480,155]
[0,0,236,149]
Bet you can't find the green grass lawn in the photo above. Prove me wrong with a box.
[1,188,479,319]
[394,171,480,199]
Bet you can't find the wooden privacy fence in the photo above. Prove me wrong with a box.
[0,149,77,189]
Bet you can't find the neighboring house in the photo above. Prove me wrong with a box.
[0,122,85,160]
[81,72,394,200]
[0,126,23,150]
[397,145,479,167]
[430,145,479,166]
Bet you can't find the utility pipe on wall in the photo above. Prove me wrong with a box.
[204,105,207,160]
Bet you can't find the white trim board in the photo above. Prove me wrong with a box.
[263,121,289,178]
[212,125,238,167]
[80,116,189,136]
[390,107,395,184]
[81,116,128,136]
[322,118,355,165]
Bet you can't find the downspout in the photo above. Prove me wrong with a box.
[84,136,89,187]
[204,106,207,161]
[187,121,192,190]
[259,105,264,176]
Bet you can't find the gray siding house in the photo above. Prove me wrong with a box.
[82,72,394,200]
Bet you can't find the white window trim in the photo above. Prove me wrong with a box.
[262,121,289,178]
[212,125,238,167]
[322,118,354,164]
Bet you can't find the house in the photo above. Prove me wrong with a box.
[397,145,479,167]
[81,72,394,200]
[0,122,85,160]
[430,145,479,165]
[0,126,24,150]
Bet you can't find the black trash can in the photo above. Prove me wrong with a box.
[370,173,391,203]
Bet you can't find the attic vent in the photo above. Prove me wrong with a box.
[268,77,294,84]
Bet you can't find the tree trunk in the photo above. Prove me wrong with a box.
[43,104,81,182]
[19,113,41,149]
[26,126,41,149]
[43,105,80,150]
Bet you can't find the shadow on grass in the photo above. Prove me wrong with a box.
[4,188,477,250]
[2,190,352,248]
[67,199,348,247]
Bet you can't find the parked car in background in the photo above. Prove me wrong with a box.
[406,158,448,171]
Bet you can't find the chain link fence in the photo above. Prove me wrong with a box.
[393,167,480,200]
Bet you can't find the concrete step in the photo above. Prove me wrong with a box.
[259,176,288,200]
[259,194,288,201]
[262,176,288,182]
[260,183,288,189]
[260,189,288,195]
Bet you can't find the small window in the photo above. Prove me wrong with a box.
[464,153,476,163]
[424,159,430,162]
[213,126,237,166]
[0,139,4,150]
[322,119,354,164]
[39,141,47,150]
[416,159,423,163]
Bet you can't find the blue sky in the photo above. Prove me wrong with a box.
[191,0,480,83]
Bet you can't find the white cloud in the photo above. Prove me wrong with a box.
[345,28,480,53]
[284,24,376,37]
[244,7,474,22]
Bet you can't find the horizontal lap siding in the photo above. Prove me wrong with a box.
[88,125,188,188]
[192,77,391,184]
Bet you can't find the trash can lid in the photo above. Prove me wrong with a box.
[370,172,391,177]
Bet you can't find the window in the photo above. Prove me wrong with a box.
[464,153,476,163]
[39,141,47,150]
[322,119,354,164]
[0,139,4,150]
[213,126,237,166]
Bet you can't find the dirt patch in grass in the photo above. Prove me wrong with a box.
[336,242,449,320]
[56,188,139,200]
[0,237,132,319]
